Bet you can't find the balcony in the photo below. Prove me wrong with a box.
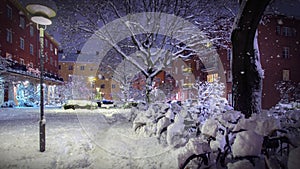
[0,57,63,83]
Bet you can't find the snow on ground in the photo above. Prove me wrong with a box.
[0,108,179,169]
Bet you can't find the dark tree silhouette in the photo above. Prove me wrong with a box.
[231,0,271,118]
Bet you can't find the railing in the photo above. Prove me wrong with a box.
[0,57,63,83]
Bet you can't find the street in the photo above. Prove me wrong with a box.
[0,107,177,169]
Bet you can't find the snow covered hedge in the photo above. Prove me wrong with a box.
[129,80,300,168]
[131,102,299,168]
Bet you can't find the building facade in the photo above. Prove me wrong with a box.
[0,0,63,106]
[258,14,300,108]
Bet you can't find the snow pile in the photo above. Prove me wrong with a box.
[288,147,300,169]
[177,138,211,168]
[227,159,255,169]
[166,113,187,147]
[201,118,218,137]
[232,130,263,157]
[233,113,281,136]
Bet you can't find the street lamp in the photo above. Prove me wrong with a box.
[26,0,57,152]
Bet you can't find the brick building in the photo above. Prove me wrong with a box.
[258,14,300,108]
[0,0,62,106]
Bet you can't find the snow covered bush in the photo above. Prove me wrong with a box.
[130,80,299,169]
[194,79,232,118]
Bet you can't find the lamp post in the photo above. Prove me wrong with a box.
[26,0,57,152]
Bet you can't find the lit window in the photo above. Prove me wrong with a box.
[7,5,12,19]
[207,73,218,82]
[20,38,24,50]
[54,48,57,55]
[6,29,12,43]
[282,69,290,81]
[282,47,289,59]
[30,25,34,36]
[19,16,25,29]
[30,44,34,55]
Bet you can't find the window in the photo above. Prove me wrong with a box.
[282,27,292,37]
[180,79,184,86]
[20,38,24,50]
[7,5,12,19]
[276,26,281,35]
[54,48,57,55]
[30,25,34,36]
[100,84,105,89]
[207,73,218,82]
[227,49,231,61]
[283,69,290,81]
[50,57,53,65]
[54,60,57,67]
[68,65,73,70]
[227,70,232,82]
[196,60,200,70]
[30,44,34,55]
[80,66,85,70]
[227,93,233,105]
[19,16,25,29]
[6,29,12,43]
[45,39,48,47]
[50,43,53,51]
[282,47,289,59]
[20,58,24,65]
[112,84,116,89]
[58,65,61,70]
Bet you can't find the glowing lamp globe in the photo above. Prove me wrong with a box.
[26,0,57,25]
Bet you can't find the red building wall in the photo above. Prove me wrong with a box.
[258,15,300,108]
[0,0,59,77]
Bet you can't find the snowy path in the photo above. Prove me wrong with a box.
[0,108,178,169]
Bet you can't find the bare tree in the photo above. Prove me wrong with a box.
[51,0,238,103]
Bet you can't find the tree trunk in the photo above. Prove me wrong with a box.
[145,75,154,103]
[231,0,270,118]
